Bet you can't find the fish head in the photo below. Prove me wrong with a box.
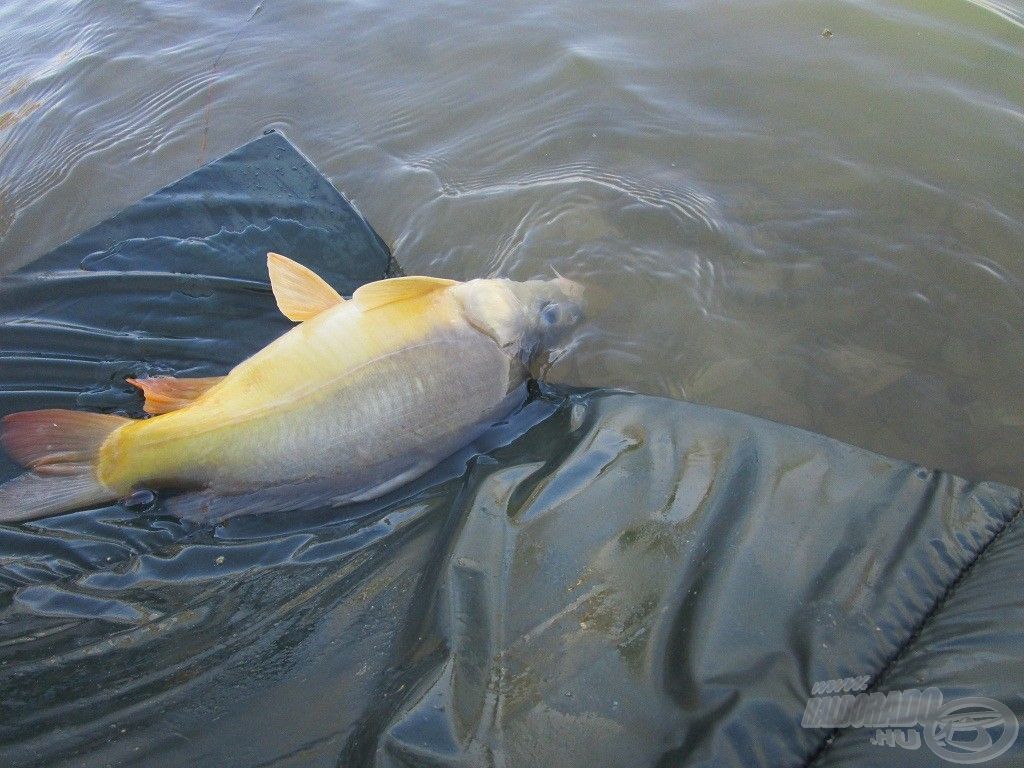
[453,276,585,371]
[510,276,586,353]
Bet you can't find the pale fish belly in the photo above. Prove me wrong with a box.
[179,324,525,498]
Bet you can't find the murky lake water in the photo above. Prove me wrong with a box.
[1,3,1023,767]
[0,0,1021,487]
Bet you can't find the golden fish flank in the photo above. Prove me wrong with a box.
[0,253,585,522]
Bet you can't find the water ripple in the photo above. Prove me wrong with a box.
[965,0,1024,29]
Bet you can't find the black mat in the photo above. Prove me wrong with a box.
[0,133,1020,768]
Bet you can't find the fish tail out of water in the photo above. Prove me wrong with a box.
[0,409,128,522]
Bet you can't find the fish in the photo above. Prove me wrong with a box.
[0,253,584,522]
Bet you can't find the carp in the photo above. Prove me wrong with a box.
[0,253,583,521]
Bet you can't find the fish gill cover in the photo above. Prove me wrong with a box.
[0,133,1021,768]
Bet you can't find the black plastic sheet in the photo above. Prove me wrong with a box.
[0,134,1021,768]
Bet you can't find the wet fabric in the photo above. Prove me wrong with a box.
[0,134,1020,768]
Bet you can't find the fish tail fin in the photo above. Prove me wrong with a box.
[0,470,114,522]
[0,409,129,522]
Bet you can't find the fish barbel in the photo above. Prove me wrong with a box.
[0,253,584,521]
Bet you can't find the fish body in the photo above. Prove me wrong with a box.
[103,288,522,498]
[0,254,584,521]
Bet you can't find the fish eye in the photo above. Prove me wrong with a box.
[541,303,561,325]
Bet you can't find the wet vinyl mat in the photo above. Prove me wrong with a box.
[0,134,1021,768]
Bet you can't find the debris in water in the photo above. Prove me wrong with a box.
[821,28,833,39]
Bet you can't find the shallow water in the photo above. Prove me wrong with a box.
[0,0,1022,485]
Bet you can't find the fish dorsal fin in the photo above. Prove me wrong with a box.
[352,276,459,312]
[267,252,345,322]
[127,375,226,415]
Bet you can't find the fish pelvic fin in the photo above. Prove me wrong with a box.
[127,375,225,415]
[267,251,345,321]
[0,409,128,522]
[352,276,459,312]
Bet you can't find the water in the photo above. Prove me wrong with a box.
[0,0,1021,485]
[1,3,1023,766]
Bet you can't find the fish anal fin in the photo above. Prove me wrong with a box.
[267,252,345,322]
[352,276,459,312]
[127,375,225,415]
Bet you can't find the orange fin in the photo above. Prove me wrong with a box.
[267,252,345,322]
[1,409,129,471]
[127,375,225,415]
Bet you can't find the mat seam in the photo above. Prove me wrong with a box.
[800,491,1024,767]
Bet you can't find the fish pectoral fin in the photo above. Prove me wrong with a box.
[352,275,459,312]
[267,251,346,322]
[127,375,226,415]
[165,478,355,522]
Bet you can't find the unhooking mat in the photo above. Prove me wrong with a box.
[0,133,1021,768]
